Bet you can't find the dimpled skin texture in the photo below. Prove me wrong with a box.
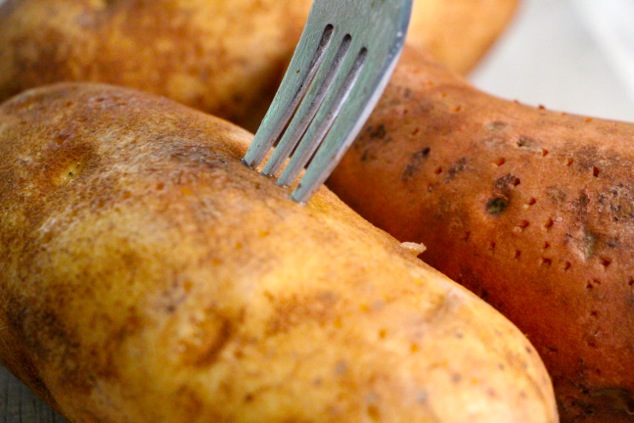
[0,83,557,422]
[0,0,518,131]
[327,47,634,422]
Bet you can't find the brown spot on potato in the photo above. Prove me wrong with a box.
[53,161,83,186]
[367,123,387,140]
[358,123,392,161]
[446,157,467,181]
[486,121,508,132]
[516,136,537,149]
[486,197,508,216]
[266,291,339,336]
[366,404,381,421]
[53,133,71,146]
[177,314,233,368]
[545,186,567,204]
[494,174,520,196]
[598,183,634,221]
[335,360,347,375]
[585,387,634,416]
[402,147,430,181]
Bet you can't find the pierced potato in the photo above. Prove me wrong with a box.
[0,83,556,422]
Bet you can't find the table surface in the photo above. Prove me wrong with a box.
[1,369,67,422]
[1,0,633,421]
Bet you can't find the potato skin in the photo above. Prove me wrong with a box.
[328,47,634,422]
[408,0,519,74]
[0,83,557,422]
[0,0,311,131]
[0,0,518,131]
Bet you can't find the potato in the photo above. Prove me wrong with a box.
[408,0,519,74]
[0,83,557,422]
[0,0,312,132]
[327,47,634,422]
[0,0,518,131]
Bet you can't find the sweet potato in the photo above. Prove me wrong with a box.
[327,47,634,422]
[0,0,518,131]
[0,83,558,422]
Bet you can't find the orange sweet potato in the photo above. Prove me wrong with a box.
[328,47,634,422]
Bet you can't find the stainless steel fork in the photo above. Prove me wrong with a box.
[242,0,413,203]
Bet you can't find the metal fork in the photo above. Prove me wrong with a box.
[242,0,413,203]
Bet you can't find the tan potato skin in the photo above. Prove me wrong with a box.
[408,0,519,74]
[0,83,558,422]
[0,0,518,131]
[328,47,634,422]
[0,0,312,131]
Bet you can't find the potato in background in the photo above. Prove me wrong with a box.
[0,0,519,131]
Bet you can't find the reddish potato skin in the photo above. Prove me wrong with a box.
[328,47,634,422]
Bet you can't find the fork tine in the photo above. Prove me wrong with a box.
[276,42,368,187]
[245,0,413,203]
[261,31,353,178]
[242,20,334,169]
[289,44,405,203]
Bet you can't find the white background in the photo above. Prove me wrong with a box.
[470,0,634,122]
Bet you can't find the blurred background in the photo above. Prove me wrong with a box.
[471,0,634,122]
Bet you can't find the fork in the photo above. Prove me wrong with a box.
[242,0,413,203]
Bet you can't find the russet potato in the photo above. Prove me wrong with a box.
[408,0,519,74]
[0,0,518,131]
[0,83,557,422]
[328,46,634,422]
